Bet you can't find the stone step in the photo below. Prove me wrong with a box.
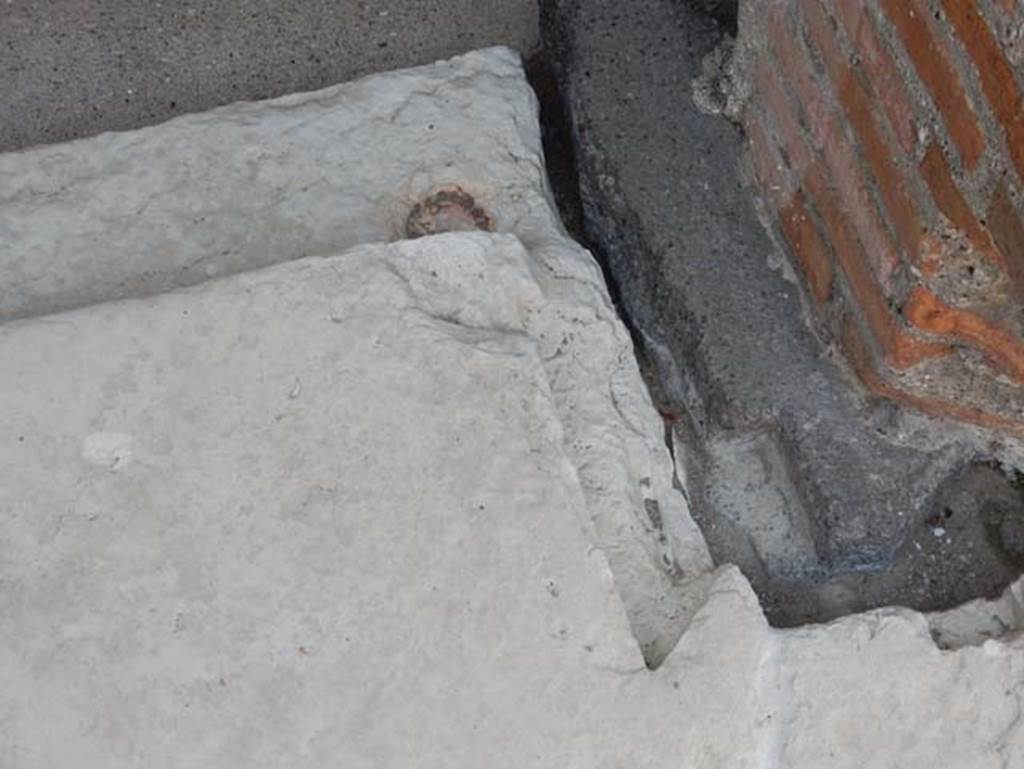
[0,44,708,667]
[0,47,555,321]
[0,230,683,765]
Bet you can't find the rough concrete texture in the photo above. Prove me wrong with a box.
[0,0,538,154]
[541,0,1024,625]
[3,46,1024,766]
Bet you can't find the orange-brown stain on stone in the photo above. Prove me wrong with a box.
[405,186,495,239]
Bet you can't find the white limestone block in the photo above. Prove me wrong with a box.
[0,48,549,320]
[0,233,670,766]
[0,48,709,666]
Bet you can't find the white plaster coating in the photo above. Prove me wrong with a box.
[1,47,1023,766]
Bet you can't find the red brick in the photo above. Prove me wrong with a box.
[919,141,1005,268]
[747,112,834,305]
[765,6,904,289]
[745,111,797,208]
[941,0,1024,184]
[987,180,1024,288]
[832,2,918,154]
[904,286,1024,381]
[800,0,928,266]
[841,317,1024,433]
[836,68,926,267]
[806,159,948,370]
[755,61,949,369]
[779,191,835,306]
[764,10,830,151]
[880,0,987,169]
[751,52,816,178]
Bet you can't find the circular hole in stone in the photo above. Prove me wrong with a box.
[405,186,495,239]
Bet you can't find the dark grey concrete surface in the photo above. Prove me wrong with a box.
[0,0,538,153]
[541,0,1024,625]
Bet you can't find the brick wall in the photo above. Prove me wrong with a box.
[734,0,1024,431]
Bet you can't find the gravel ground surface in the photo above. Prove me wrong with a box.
[0,0,538,152]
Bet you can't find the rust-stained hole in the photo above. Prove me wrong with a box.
[405,186,495,238]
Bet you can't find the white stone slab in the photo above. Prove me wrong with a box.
[0,233,668,766]
[0,49,709,666]
[3,235,1021,769]
[2,47,1023,767]
[0,47,553,321]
